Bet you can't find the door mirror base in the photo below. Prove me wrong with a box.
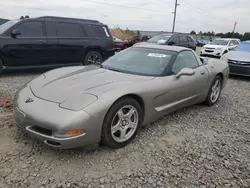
[175,68,195,78]
[168,41,174,45]
[11,29,21,38]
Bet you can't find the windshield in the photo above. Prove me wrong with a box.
[0,20,20,34]
[102,47,176,76]
[235,43,250,52]
[147,34,172,44]
[210,39,229,46]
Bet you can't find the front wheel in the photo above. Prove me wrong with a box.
[101,97,143,149]
[83,51,103,65]
[205,76,222,106]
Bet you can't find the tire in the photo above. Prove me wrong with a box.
[205,76,222,106]
[0,59,3,75]
[83,51,103,65]
[101,97,143,149]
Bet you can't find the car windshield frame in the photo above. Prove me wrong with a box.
[0,20,20,35]
[209,39,230,46]
[147,34,172,44]
[102,47,177,77]
[235,43,250,52]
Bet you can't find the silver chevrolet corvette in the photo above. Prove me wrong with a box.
[13,43,229,149]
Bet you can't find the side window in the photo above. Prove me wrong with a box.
[83,24,95,37]
[186,36,193,43]
[16,21,43,37]
[45,21,56,37]
[232,40,239,45]
[92,25,110,37]
[170,36,179,44]
[179,36,187,43]
[172,51,199,74]
[56,22,85,37]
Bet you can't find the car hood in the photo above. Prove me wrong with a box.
[204,44,226,49]
[30,66,154,103]
[224,51,250,62]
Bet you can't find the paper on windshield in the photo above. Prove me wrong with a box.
[148,53,168,58]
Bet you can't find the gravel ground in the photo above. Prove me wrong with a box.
[0,69,250,188]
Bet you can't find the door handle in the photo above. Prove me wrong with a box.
[200,70,205,75]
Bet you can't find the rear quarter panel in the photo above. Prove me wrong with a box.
[204,58,229,88]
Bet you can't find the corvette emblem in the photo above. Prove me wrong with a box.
[25,98,34,103]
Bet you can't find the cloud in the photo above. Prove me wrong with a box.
[0,0,249,33]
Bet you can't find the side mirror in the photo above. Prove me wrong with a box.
[229,43,234,46]
[168,41,174,45]
[11,29,21,37]
[175,68,195,78]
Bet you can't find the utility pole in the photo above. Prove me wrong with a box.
[232,22,237,36]
[172,0,179,33]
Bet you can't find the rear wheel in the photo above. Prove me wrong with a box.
[205,76,222,106]
[83,51,103,65]
[101,97,143,149]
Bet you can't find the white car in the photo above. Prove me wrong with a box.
[200,38,240,58]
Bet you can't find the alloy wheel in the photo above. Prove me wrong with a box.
[111,105,139,143]
[210,80,221,103]
[87,53,102,64]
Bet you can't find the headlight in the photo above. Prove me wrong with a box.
[53,129,85,138]
[59,93,97,111]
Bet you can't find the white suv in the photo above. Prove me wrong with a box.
[200,38,240,58]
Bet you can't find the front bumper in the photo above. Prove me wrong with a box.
[13,86,102,149]
[228,63,250,76]
[200,49,223,58]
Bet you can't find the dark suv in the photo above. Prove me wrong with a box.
[147,33,196,51]
[0,16,115,73]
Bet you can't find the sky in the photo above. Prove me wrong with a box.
[0,0,250,34]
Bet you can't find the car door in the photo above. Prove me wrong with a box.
[178,36,188,48]
[168,36,179,46]
[186,36,196,50]
[154,50,209,114]
[55,21,87,64]
[43,18,60,65]
[3,20,47,67]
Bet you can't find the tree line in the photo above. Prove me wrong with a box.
[190,30,250,41]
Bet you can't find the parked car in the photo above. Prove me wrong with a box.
[14,43,229,149]
[196,40,205,47]
[147,33,196,51]
[126,35,150,47]
[202,40,210,45]
[221,41,250,76]
[200,38,240,58]
[113,36,125,51]
[0,16,115,74]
